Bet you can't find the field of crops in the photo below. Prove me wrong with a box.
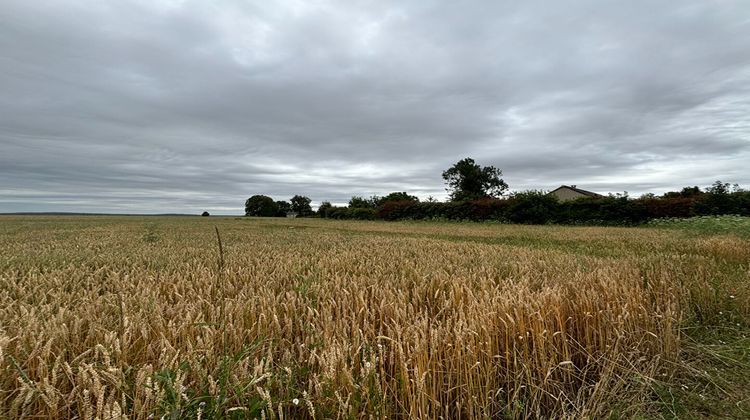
[1,216,748,418]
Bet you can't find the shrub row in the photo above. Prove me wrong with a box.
[371,191,750,225]
[321,206,377,220]
[316,189,749,225]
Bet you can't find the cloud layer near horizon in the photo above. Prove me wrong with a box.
[2,0,749,213]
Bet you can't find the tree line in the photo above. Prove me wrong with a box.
[245,158,749,224]
[245,194,314,217]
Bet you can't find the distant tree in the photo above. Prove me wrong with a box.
[426,195,439,203]
[348,196,377,209]
[706,181,731,195]
[290,195,313,216]
[245,195,278,217]
[377,192,419,206]
[318,201,333,218]
[275,200,291,217]
[442,157,508,201]
[201,211,210,217]
[680,186,703,197]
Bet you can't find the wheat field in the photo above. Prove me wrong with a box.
[1,216,748,418]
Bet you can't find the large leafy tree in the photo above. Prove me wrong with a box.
[442,158,508,201]
[245,195,278,217]
[275,200,291,217]
[290,195,313,216]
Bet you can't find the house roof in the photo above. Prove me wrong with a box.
[548,185,603,198]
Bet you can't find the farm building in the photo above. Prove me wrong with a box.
[548,185,603,202]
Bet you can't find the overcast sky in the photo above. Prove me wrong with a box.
[2,1,749,214]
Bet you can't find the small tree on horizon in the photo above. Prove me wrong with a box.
[442,157,508,201]
[376,192,419,206]
[245,195,278,217]
[290,195,313,216]
[318,201,333,218]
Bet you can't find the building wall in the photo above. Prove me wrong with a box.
[549,188,589,202]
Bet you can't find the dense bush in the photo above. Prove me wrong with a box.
[555,196,649,225]
[376,199,511,221]
[506,191,559,224]
[324,206,350,220]
[641,196,697,219]
[319,206,376,220]
[348,207,377,220]
[692,189,750,216]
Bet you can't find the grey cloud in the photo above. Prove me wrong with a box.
[1,0,750,213]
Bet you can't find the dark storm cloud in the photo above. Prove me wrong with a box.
[1,0,749,213]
